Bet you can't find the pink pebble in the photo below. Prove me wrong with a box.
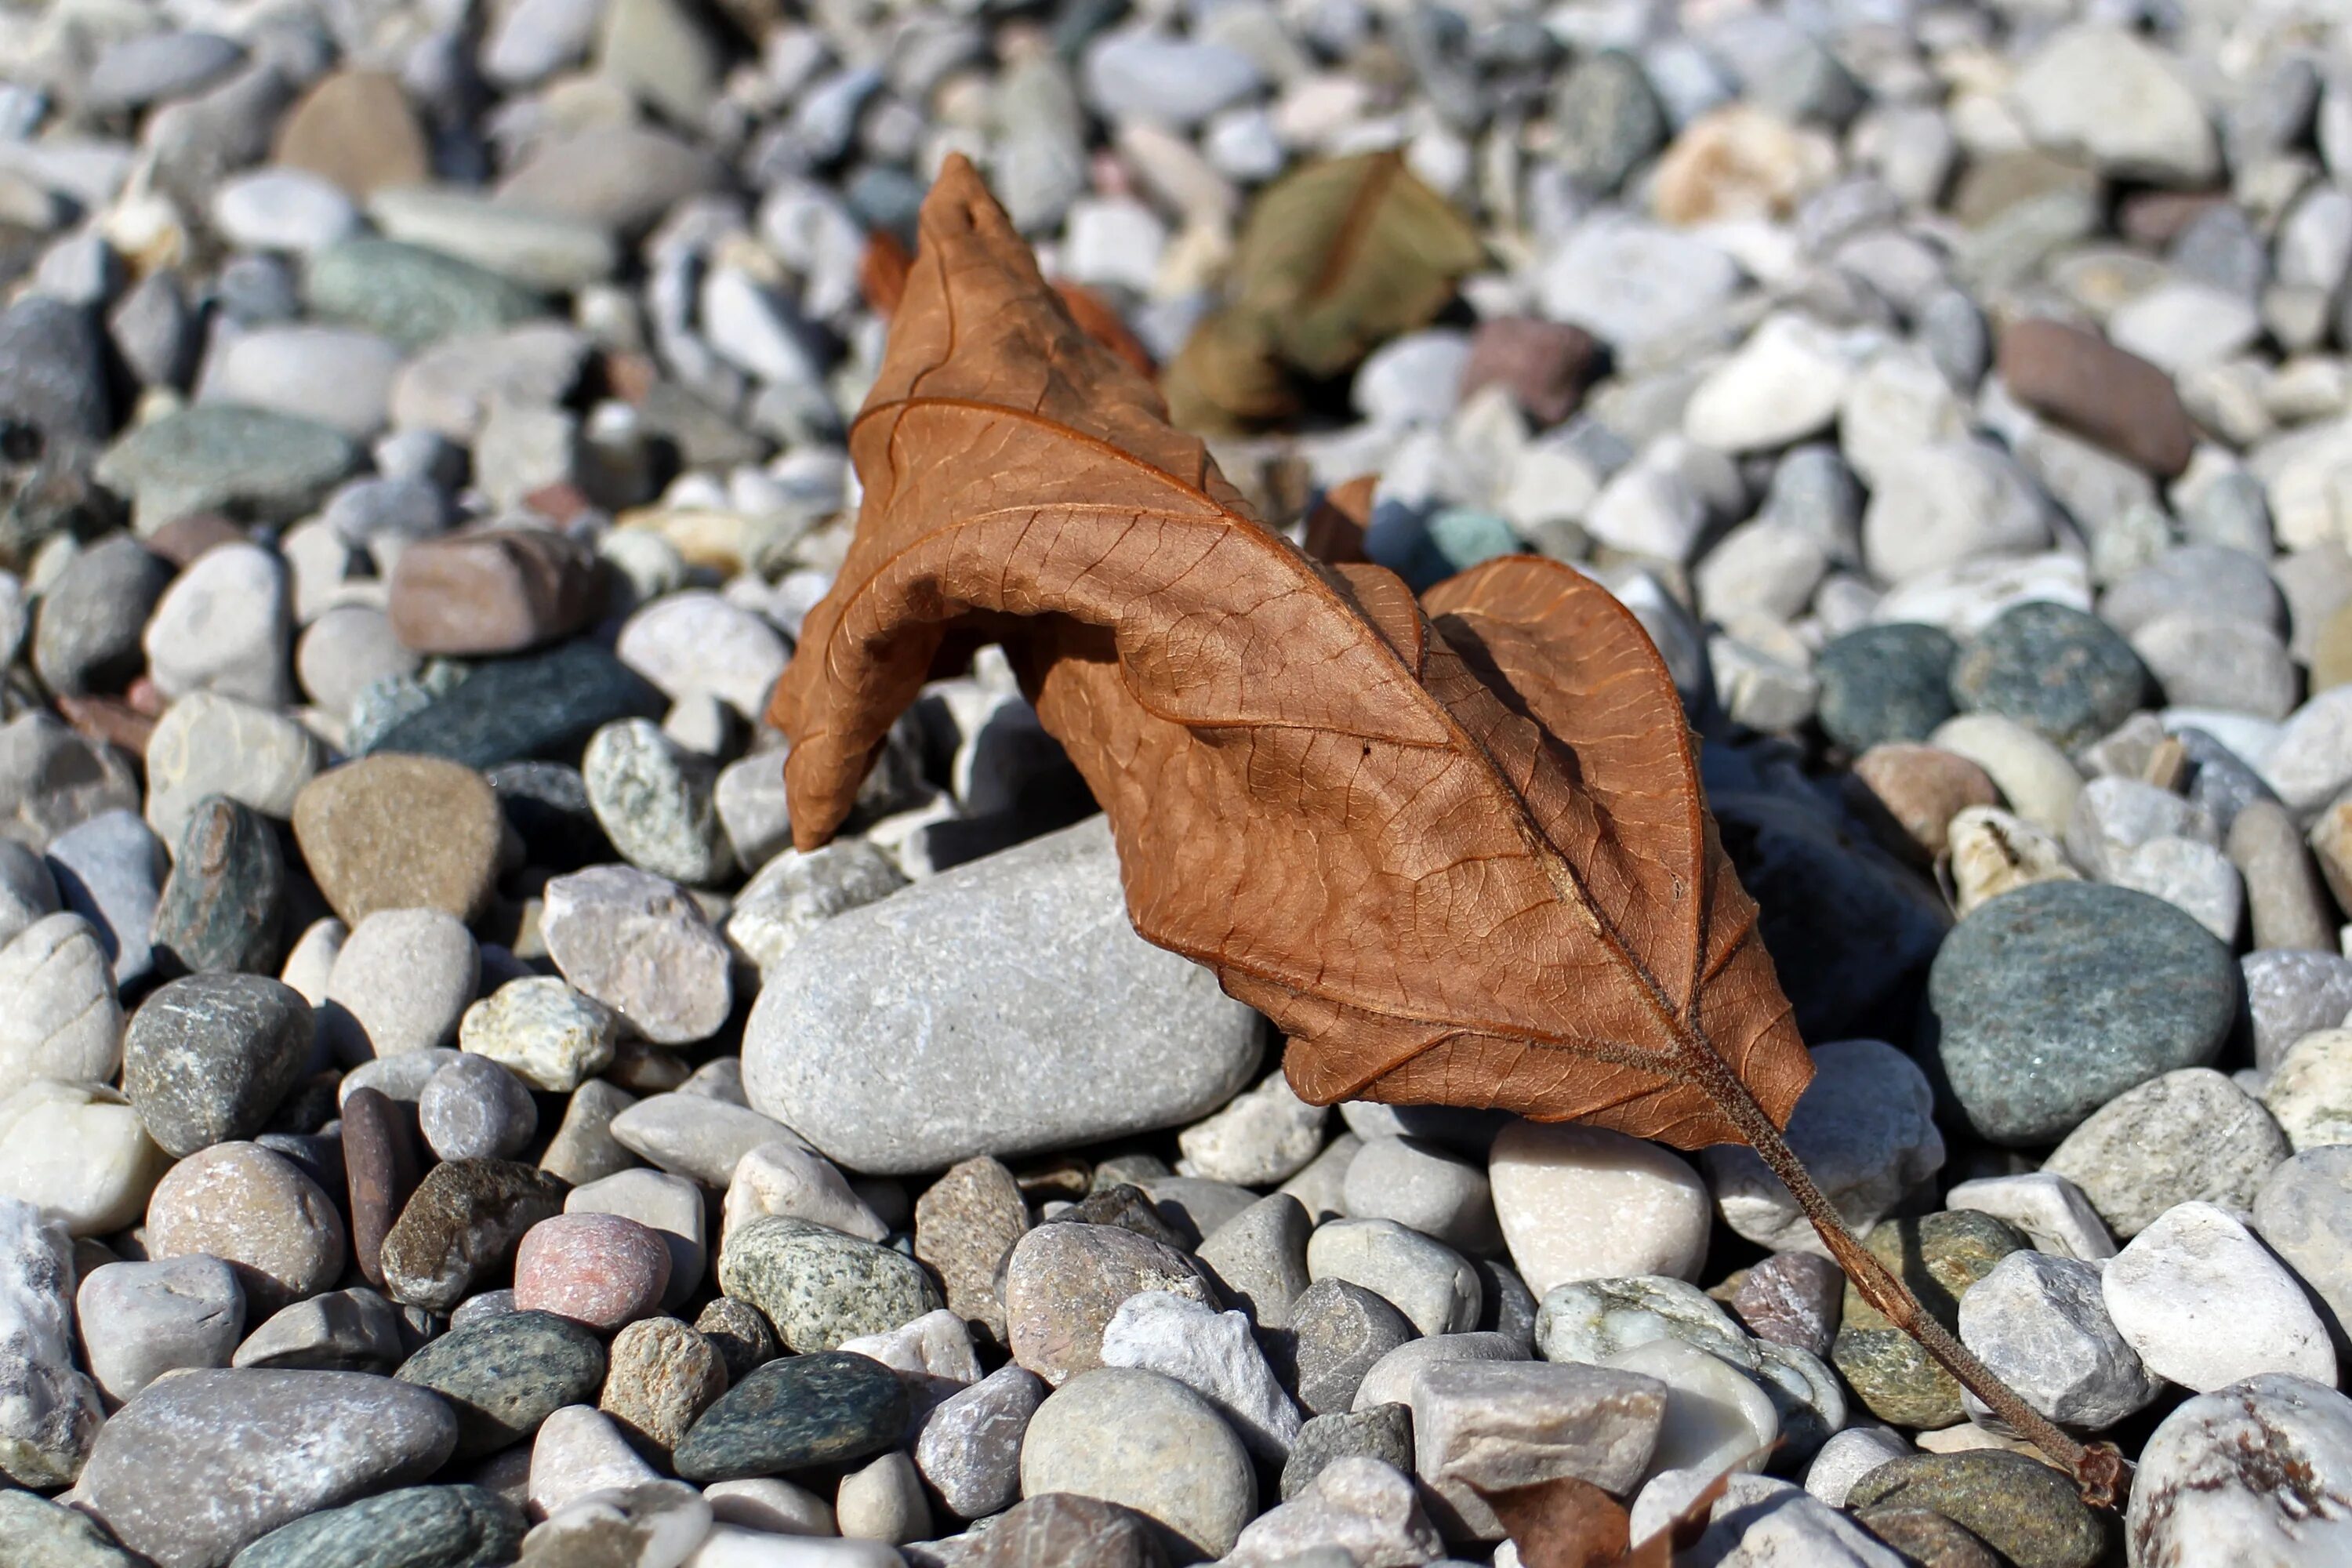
[514,1212,672,1330]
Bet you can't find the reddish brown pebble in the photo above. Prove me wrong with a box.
[54,695,157,759]
[514,1211,673,1330]
[143,512,249,568]
[2116,189,2224,249]
[1457,317,1604,426]
[272,69,431,197]
[1733,1250,1844,1356]
[1995,318,2196,477]
[342,1084,419,1288]
[387,527,606,656]
[1849,744,2002,862]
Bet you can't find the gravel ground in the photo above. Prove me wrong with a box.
[3,0,2352,1564]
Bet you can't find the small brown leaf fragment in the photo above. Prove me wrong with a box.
[1163,151,1485,431]
[859,229,912,318]
[1480,1475,1630,1568]
[1301,474,1377,564]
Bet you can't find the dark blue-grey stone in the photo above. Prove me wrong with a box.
[1928,880,2236,1146]
[229,1485,526,1568]
[1816,623,1960,752]
[1549,50,1664,195]
[0,296,112,446]
[486,760,612,869]
[122,971,313,1157]
[372,643,666,770]
[32,533,173,696]
[151,795,288,978]
[2177,726,2279,835]
[394,1310,606,1457]
[672,1350,908,1481]
[1949,601,2151,750]
[303,240,544,352]
[1714,790,1951,1042]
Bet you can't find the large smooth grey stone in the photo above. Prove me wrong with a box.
[744,815,1260,1176]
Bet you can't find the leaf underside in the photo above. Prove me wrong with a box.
[772,154,1812,1149]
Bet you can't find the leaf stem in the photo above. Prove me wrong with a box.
[1686,1050,2129,1510]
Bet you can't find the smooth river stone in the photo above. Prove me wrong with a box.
[230,1484,528,1568]
[673,1350,908,1482]
[378,1159,568,1312]
[395,1309,608,1457]
[743,816,1261,1176]
[74,1368,459,1568]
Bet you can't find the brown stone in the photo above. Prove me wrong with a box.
[2313,600,2352,693]
[1848,743,2002,861]
[1730,1250,1842,1357]
[1457,318,1603,427]
[143,511,247,568]
[2117,188,2226,249]
[292,753,504,924]
[968,1494,1172,1568]
[1002,1222,1219,1386]
[1995,318,2197,477]
[915,1156,1029,1350]
[1949,150,2099,230]
[1856,1507,2001,1568]
[387,527,606,656]
[146,1141,348,1314]
[272,71,430,196]
[53,694,156,758]
[343,1083,419,1288]
[601,1317,728,1454]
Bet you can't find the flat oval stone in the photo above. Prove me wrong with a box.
[1928,881,2236,1145]
[371,642,666,771]
[75,1368,459,1568]
[123,973,314,1157]
[1949,601,2151,750]
[1847,1450,2105,1568]
[388,528,605,657]
[379,1159,568,1313]
[394,1309,607,1457]
[150,795,287,978]
[716,1215,945,1352]
[673,1350,908,1482]
[229,1485,526,1568]
[743,816,1261,1176]
[291,753,503,925]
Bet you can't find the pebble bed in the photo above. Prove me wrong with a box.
[2,0,2352,1565]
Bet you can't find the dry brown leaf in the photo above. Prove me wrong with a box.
[1480,1457,1735,1568]
[772,153,1809,1146]
[1480,1475,1631,1568]
[1301,474,1376,564]
[862,229,1155,381]
[772,154,2127,1504]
